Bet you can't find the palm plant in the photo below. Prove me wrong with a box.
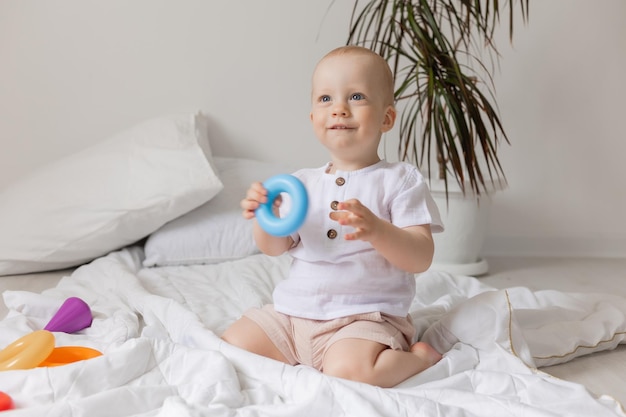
[345,0,529,198]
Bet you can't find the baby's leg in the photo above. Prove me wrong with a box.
[221,316,290,364]
[322,338,441,388]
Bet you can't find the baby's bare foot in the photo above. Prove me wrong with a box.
[410,342,442,367]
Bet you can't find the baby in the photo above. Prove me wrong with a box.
[222,45,444,388]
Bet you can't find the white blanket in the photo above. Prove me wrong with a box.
[1,247,625,416]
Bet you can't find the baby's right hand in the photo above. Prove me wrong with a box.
[241,182,268,220]
[242,182,284,220]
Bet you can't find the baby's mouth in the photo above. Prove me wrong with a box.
[329,124,354,130]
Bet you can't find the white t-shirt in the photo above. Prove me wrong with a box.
[273,160,443,320]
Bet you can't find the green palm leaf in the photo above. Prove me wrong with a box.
[346,0,529,197]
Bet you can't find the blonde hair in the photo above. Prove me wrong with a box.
[318,45,395,105]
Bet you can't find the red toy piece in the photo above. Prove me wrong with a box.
[0,391,13,411]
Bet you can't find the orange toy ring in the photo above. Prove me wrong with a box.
[38,346,102,367]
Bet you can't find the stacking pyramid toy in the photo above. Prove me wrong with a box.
[44,297,93,334]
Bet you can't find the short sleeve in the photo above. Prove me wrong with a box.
[390,165,444,233]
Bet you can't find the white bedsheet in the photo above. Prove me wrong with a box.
[1,247,625,416]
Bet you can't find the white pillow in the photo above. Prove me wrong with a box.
[143,157,292,267]
[0,113,223,276]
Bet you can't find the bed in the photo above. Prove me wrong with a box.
[1,114,625,416]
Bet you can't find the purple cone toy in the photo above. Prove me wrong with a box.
[44,297,93,334]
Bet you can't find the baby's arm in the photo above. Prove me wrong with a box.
[329,199,434,273]
[241,182,294,256]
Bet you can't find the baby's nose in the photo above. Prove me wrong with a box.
[332,103,349,117]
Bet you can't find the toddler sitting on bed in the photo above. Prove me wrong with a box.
[222,45,444,388]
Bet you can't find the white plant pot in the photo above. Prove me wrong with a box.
[428,178,501,277]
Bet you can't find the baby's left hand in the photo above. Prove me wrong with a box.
[328,199,381,241]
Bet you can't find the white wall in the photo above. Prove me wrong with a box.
[0,0,352,186]
[1,1,625,258]
[485,0,626,258]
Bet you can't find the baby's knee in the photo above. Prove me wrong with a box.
[221,323,250,350]
[221,330,239,348]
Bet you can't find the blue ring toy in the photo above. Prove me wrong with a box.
[256,174,308,237]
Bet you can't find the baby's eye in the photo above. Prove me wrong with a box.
[350,93,364,101]
[319,95,331,103]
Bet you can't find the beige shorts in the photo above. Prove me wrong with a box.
[243,304,416,371]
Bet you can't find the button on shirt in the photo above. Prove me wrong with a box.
[273,160,443,320]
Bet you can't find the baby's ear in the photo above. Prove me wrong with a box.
[381,105,396,132]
